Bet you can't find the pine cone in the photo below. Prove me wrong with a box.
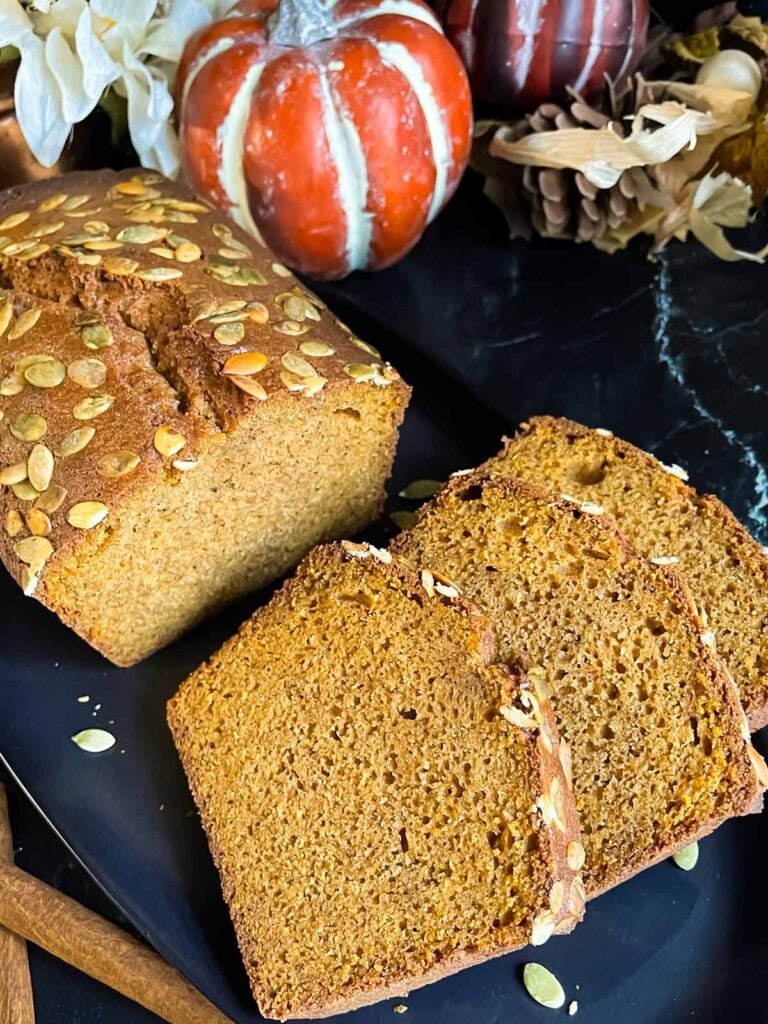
[501,76,658,247]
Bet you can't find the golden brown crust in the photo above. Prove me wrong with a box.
[391,472,766,897]
[492,416,768,729]
[168,541,583,1020]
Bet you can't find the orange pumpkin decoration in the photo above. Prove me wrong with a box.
[177,0,473,279]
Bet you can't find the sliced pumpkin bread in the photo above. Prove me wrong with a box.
[168,541,583,1020]
[392,476,767,897]
[483,416,768,729]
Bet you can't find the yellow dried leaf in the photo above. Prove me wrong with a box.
[729,15,768,55]
[668,27,721,64]
[715,114,768,206]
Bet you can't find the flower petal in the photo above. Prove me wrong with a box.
[75,6,120,100]
[14,33,71,165]
[45,27,92,123]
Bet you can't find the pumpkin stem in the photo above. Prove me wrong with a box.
[269,0,337,47]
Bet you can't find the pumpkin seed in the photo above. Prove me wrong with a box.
[27,443,54,492]
[299,340,335,358]
[149,246,175,259]
[68,358,107,389]
[344,362,377,382]
[103,257,139,276]
[25,508,51,537]
[83,239,123,251]
[0,461,28,485]
[24,358,66,389]
[399,479,443,500]
[5,509,23,537]
[523,963,565,1010]
[38,194,67,212]
[71,728,115,753]
[0,211,30,230]
[246,302,269,324]
[16,243,50,261]
[566,840,586,871]
[35,484,67,513]
[116,225,167,244]
[14,535,53,565]
[218,246,247,260]
[301,375,327,396]
[72,394,115,420]
[84,221,111,236]
[213,322,245,346]
[0,299,12,336]
[671,842,699,871]
[172,458,198,472]
[67,501,108,529]
[222,352,268,376]
[56,426,95,457]
[81,322,113,350]
[390,510,418,530]
[271,261,292,277]
[77,253,102,266]
[274,319,308,336]
[0,372,25,396]
[8,307,42,341]
[1,240,36,255]
[10,412,47,441]
[230,376,267,400]
[62,195,91,211]
[27,220,64,237]
[153,424,186,457]
[97,450,141,478]
[280,370,307,392]
[281,351,316,377]
[137,266,183,281]
[350,336,381,358]
[175,242,202,262]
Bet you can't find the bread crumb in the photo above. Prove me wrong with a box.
[393,1004,408,1014]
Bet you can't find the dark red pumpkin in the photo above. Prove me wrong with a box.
[444,0,649,112]
[177,0,472,280]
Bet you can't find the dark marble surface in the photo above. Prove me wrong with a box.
[3,2,768,1020]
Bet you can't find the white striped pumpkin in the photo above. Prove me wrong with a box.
[444,0,649,111]
[177,0,472,279]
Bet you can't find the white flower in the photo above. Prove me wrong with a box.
[0,0,235,174]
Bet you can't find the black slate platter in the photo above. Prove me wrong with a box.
[2,171,768,1024]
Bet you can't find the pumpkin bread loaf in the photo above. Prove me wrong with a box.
[0,170,409,665]
[168,542,584,1020]
[484,417,768,729]
[392,475,767,897]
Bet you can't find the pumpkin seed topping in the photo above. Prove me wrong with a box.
[117,225,167,244]
[62,195,91,211]
[230,376,267,400]
[154,424,186,457]
[137,266,183,281]
[38,193,67,212]
[0,461,28,485]
[81,322,113,350]
[5,509,23,536]
[25,508,51,537]
[68,357,107,389]
[275,319,308,336]
[175,242,202,262]
[350,336,381,358]
[103,257,139,276]
[149,246,175,260]
[83,239,123,252]
[16,243,50,261]
[246,302,269,323]
[57,426,96,457]
[26,444,54,492]
[24,358,66,389]
[10,412,47,441]
[14,535,53,565]
[172,458,199,472]
[8,307,42,341]
[271,261,292,277]
[522,963,566,1010]
[214,322,245,346]
[97,450,141,478]
[27,220,64,238]
[0,372,25,396]
[390,510,418,530]
[0,211,30,230]
[77,253,102,266]
[0,299,12,336]
[299,340,335,358]
[35,484,67,513]
[566,840,586,871]
[672,841,699,871]
[222,352,268,376]
[67,501,108,529]
[344,362,377,382]
[73,394,115,420]
[281,352,316,377]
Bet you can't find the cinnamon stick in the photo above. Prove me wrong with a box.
[0,784,35,1024]
[0,857,233,1024]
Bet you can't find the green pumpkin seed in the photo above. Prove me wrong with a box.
[522,963,565,1010]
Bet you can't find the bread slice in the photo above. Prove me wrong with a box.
[0,171,408,665]
[392,476,767,897]
[168,541,584,1020]
[483,417,768,729]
